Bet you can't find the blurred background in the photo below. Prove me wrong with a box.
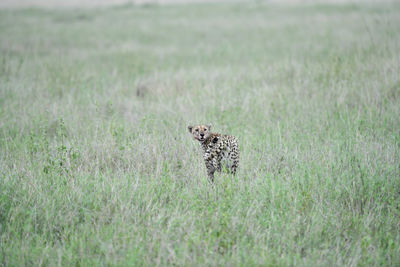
[0,0,394,8]
[1,0,399,266]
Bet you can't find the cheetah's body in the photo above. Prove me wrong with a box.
[188,125,239,182]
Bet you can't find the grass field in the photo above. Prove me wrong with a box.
[1,1,400,266]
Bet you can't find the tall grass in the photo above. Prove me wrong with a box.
[1,2,399,266]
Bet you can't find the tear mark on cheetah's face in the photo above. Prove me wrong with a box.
[188,124,211,142]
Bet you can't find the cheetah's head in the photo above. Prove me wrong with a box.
[188,124,211,142]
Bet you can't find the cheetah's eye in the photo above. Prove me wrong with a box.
[195,129,199,132]
[204,129,207,131]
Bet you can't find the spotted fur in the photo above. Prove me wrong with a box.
[188,124,239,182]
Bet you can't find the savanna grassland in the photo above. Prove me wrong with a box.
[1,1,400,266]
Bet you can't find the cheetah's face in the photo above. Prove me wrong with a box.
[188,124,211,142]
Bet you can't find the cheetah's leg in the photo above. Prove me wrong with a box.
[231,161,238,175]
[207,169,215,183]
[205,161,215,183]
[230,148,239,175]
[213,157,222,173]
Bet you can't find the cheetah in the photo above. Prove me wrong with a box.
[188,124,239,182]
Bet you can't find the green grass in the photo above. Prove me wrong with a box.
[1,1,400,266]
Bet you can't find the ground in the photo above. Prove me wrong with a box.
[0,1,399,266]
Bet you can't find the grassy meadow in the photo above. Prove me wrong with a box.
[1,1,400,266]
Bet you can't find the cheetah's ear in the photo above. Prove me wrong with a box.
[188,125,193,133]
[207,124,212,131]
